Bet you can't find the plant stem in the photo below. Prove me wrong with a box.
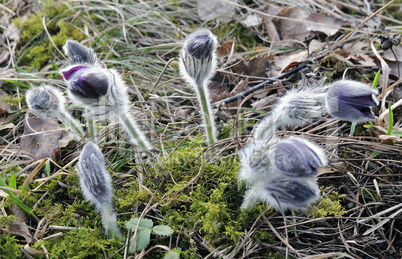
[86,109,97,141]
[101,202,122,239]
[196,83,216,152]
[56,110,84,139]
[349,121,357,136]
[119,112,152,151]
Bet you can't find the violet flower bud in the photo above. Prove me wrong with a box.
[271,137,327,178]
[78,142,122,238]
[63,66,110,101]
[325,80,379,122]
[179,28,217,86]
[60,41,129,118]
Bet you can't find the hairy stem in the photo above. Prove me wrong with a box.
[56,110,84,139]
[196,83,217,152]
[101,202,122,239]
[119,112,152,151]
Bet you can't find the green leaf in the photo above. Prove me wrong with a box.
[0,178,39,221]
[152,225,174,237]
[125,217,153,232]
[9,172,16,190]
[129,228,152,253]
[163,249,180,259]
[386,101,393,135]
[45,160,50,177]
[372,69,381,88]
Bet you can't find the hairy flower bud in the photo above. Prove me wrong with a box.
[78,142,121,238]
[254,87,327,140]
[325,80,379,122]
[61,42,129,119]
[63,66,110,101]
[271,137,327,178]
[63,40,97,65]
[78,142,113,207]
[239,136,326,211]
[26,85,65,117]
[179,28,217,86]
[241,177,320,212]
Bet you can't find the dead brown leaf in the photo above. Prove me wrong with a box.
[276,7,314,42]
[230,56,269,77]
[20,118,64,160]
[217,41,234,58]
[306,13,348,36]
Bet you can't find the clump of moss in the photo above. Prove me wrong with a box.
[13,3,86,70]
[33,228,123,259]
[0,233,23,258]
[310,188,347,218]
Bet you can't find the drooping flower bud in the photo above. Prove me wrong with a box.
[61,40,153,151]
[78,142,122,238]
[238,136,326,212]
[325,80,379,122]
[26,85,84,139]
[241,177,320,212]
[179,28,218,86]
[26,85,65,117]
[60,41,129,119]
[62,66,110,103]
[271,137,327,178]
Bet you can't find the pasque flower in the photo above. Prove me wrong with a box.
[61,40,152,151]
[61,40,128,116]
[179,29,218,151]
[239,137,327,212]
[325,80,379,123]
[78,142,122,239]
[26,85,84,139]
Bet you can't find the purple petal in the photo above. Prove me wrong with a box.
[62,65,88,80]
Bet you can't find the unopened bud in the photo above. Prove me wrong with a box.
[325,80,378,122]
[272,137,327,178]
[179,28,217,86]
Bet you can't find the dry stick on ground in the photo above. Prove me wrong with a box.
[212,0,394,107]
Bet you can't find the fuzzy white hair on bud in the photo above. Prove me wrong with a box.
[78,142,122,238]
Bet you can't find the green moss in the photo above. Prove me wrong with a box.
[33,228,123,259]
[13,4,86,70]
[310,188,347,218]
[0,233,23,258]
[0,215,18,227]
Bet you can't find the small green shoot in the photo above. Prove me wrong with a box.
[0,176,39,221]
[125,217,173,253]
[349,121,357,136]
[386,101,393,135]
[372,69,381,88]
